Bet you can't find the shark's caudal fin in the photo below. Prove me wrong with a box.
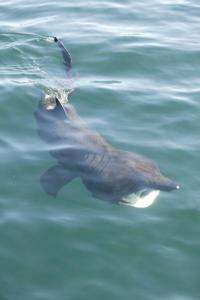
[40,164,76,197]
[54,37,72,71]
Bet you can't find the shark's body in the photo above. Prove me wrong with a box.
[35,38,179,204]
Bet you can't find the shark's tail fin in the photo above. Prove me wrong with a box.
[54,37,72,72]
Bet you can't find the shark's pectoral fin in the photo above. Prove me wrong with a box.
[40,164,76,197]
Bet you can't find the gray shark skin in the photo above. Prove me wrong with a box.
[35,38,179,203]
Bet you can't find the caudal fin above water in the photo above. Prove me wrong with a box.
[54,37,72,71]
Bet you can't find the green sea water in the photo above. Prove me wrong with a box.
[0,0,200,299]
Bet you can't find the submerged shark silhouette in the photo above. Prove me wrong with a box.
[35,37,179,205]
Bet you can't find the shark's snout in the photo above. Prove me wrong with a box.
[150,177,180,192]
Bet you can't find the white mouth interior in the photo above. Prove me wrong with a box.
[121,190,160,208]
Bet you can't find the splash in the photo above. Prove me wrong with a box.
[42,88,74,110]
[121,190,160,208]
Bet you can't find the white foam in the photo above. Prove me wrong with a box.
[45,36,55,43]
[121,190,160,208]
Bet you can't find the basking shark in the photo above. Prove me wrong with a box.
[35,37,179,207]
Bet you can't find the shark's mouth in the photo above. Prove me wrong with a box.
[121,189,160,208]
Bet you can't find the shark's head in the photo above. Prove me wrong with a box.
[121,179,180,209]
[117,151,180,208]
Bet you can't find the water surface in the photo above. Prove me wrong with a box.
[0,0,200,299]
